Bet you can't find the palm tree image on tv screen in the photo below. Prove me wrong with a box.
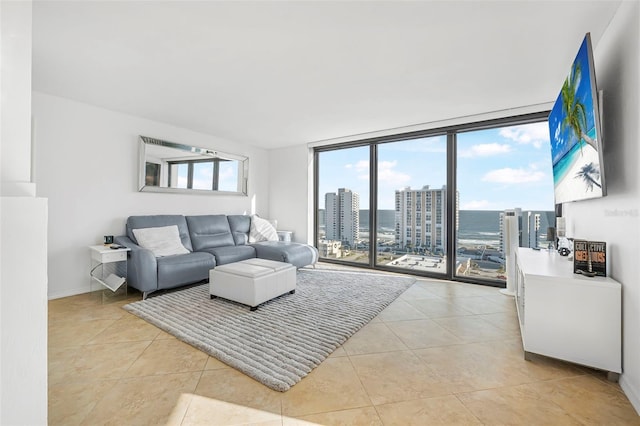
[548,33,606,204]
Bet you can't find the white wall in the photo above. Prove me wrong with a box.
[0,1,49,424]
[33,92,270,299]
[0,0,34,196]
[564,0,640,413]
[268,144,314,243]
[1,198,48,425]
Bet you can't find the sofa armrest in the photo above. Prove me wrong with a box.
[252,241,318,268]
[114,235,158,294]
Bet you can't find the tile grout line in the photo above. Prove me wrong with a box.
[178,369,206,426]
[452,393,487,426]
[343,350,386,424]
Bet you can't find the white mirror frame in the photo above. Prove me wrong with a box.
[138,136,248,195]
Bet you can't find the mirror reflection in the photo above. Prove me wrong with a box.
[139,136,248,195]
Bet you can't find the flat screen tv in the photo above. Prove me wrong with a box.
[548,33,606,204]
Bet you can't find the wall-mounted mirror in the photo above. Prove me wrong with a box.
[139,136,248,195]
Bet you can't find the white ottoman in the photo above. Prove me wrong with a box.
[209,258,296,311]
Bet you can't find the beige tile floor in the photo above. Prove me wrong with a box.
[49,269,640,425]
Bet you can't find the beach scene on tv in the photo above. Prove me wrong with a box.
[548,35,604,204]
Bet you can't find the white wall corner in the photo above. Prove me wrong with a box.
[621,376,640,415]
[1,182,36,197]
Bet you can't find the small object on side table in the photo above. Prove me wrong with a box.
[277,230,293,242]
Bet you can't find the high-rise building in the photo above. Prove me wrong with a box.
[395,185,455,253]
[523,211,541,248]
[324,188,360,246]
[499,208,542,252]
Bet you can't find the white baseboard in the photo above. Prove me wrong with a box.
[48,286,89,300]
[620,375,640,416]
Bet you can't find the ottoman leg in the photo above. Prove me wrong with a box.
[210,295,217,299]
[289,290,296,294]
[250,306,258,312]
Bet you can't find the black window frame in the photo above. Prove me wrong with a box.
[313,111,550,286]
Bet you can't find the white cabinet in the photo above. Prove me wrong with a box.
[514,247,621,380]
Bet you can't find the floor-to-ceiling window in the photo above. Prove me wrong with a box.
[376,135,448,275]
[454,121,556,284]
[316,146,370,264]
[314,112,556,285]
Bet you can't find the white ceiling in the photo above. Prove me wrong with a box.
[32,1,621,150]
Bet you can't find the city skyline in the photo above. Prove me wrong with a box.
[317,121,555,211]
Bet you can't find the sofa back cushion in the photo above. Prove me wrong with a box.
[127,215,193,252]
[227,215,251,245]
[186,215,235,251]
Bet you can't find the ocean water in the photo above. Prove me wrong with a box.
[458,210,502,247]
[355,209,554,247]
[359,210,396,231]
[458,210,556,247]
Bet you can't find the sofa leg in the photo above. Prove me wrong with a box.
[210,295,217,299]
[250,306,258,311]
[289,290,295,294]
[142,292,148,300]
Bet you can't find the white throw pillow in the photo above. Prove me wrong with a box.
[249,215,279,243]
[132,225,190,257]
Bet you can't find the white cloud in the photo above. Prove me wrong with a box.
[482,167,546,184]
[462,200,492,209]
[350,160,370,180]
[344,160,369,171]
[499,122,550,148]
[354,160,369,172]
[378,160,411,186]
[458,143,511,158]
[351,160,411,185]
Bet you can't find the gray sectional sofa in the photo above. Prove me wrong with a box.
[115,214,318,298]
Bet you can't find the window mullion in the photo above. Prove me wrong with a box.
[370,144,378,268]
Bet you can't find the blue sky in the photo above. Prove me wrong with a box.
[318,121,555,211]
[176,161,239,191]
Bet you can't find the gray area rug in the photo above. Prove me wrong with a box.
[123,269,415,391]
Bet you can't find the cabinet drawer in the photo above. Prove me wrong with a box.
[93,250,127,263]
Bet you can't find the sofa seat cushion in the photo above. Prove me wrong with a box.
[200,245,256,266]
[156,252,215,290]
[252,241,319,268]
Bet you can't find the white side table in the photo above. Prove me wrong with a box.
[277,230,293,242]
[89,245,131,303]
